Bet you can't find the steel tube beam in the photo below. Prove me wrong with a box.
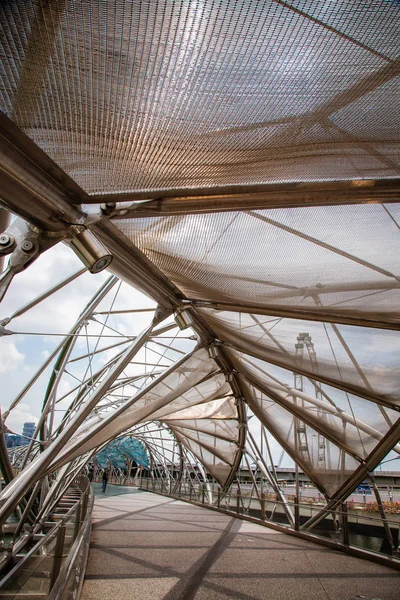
[0,113,86,228]
[4,275,117,420]
[0,208,11,271]
[246,430,295,527]
[0,143,83,232]
[369,474,395,555]
[301,417,400,531]
[2,268,86,325]
[49,345,199,469]
[192,297,400,331]
[92,220,183,310]
[0,413,14,485]
[88,178,400,207]
[0,319,160,525]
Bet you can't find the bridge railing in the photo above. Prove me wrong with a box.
[47,478,93,600]
[0,475,93,599]
[140,477,400,571]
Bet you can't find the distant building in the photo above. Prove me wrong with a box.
[21,422,35,445]
[4,433,24,448]
[3,423,36,448]
[22,422,35,437]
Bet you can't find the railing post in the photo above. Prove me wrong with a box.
[201,486,205,504]
[80,490,88,524]
[49,525,66,590]
[189,485,192,501]
[260,497,266,522]
[217,490,221,509]
[341,502,349,546]
[236,493,240,514]
[74,501,81,540]
[294,496,300,531]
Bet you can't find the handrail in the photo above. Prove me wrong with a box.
[47,485,94,600]
[0,498,79,589]
[0,475,93,596]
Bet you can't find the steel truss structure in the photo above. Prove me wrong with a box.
[0,0,399,568]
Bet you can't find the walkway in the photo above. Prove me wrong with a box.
[81,485,399,600]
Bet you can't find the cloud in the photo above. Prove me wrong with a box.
[1,402,38,434]
[0,338,25,374]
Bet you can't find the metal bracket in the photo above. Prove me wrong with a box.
[0,218,66,303]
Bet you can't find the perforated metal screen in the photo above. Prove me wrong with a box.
[1,0,399,194]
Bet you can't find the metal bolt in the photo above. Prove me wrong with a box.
[0,233,14,248]
[21,240,34,252]
[101,202,116,215]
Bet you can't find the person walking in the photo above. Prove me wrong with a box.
[102,469,109,493]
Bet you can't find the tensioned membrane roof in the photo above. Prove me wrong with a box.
[0,1,399,505]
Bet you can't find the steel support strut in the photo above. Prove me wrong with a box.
[0,310,168,525]
[301,418,400,532]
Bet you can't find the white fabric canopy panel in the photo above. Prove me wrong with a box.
[51,349,242,486]
[231,349,399,459]
[196,308,400,406]
[115,206,400,324]
[242,378,361,497]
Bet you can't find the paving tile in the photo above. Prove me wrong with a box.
[196,575,330,600]
[81,576,179,600]
[304,549,397,575]
[234,521,284,535]
[209,546,316,575]
[96,520,172,532]
[143,530,222,547]
[90,530,161,546]
[85,547,160,577]
[113,546,207,574]
[317,575,400,600]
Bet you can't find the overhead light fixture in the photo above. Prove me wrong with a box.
[174,306,193,330]
[68,230,113,274]
[208,343,222,360]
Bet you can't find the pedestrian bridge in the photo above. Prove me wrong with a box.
[80,485,399,600]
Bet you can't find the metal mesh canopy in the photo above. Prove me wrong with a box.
[117,207,400,322]
[1,0,399,194]
[0,0,399,536]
